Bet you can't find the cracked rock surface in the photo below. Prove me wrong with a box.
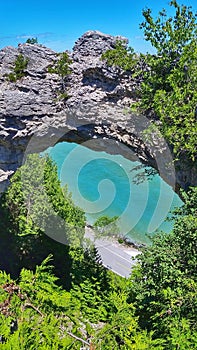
[0,30,196,193]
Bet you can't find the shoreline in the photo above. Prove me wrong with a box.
[85,224,143,256]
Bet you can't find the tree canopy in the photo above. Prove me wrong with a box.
[0,153,196,348]
[102,0,197,161]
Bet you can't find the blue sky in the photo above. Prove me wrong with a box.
[0,0,196,53]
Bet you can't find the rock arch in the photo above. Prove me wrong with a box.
[0,31,196,194]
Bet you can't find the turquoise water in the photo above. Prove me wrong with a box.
[44,141,183,245]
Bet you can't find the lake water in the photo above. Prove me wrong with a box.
[44,141,183,245]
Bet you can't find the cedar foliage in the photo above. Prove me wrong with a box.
[26,37,38,44]
[48,52,72,99]
[8,54,29,82]
[0,154,196,348]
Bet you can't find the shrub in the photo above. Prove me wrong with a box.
[8,54,29,82]
[26,37,38,44]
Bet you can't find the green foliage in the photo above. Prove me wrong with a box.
[93,215,120,238]
[102,1,197,161]
[26,37,38,44]
[0,154,85,285]
[0,156,196,347]
[94,215,119,227]
[1,154,85,239]
[43,155,85,232]
[0,257,164,349]
[140,0,197,58]
[48,52,72,77]
[56,52,72,77]
[130,187,197,347]
[152,41,197,158]
[48,52,72,99]
[8,54,29,82]
[70,245,110,323]
[138,1,197,160]
[0,258,85,349]
[101,40,137,71]
[57,91,70,100]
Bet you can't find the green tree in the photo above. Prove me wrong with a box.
[0,256,87,349]
[0,154,85,283]
[130,187,197,347]
[138,0,197,160]
[94,215,119,227]
[102,1,197,161]
[43,155,85,232]
[140,1,197,58]
[48,52,72,98]
[1,154,85,240]
[101,40,137,71]
[8,54,29,82]
[26,37,38,44]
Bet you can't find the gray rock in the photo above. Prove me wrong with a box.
[0,32,196,194]
[73,30,128,59]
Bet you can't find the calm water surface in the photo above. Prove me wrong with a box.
[44,142,183,245]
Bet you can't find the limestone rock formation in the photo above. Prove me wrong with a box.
[73,30,128,58]
[0,30,196,193]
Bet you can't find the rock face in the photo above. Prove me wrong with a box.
[73,30,128,58]
[0,30,196,194]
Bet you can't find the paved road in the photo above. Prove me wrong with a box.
[85,228,141,278]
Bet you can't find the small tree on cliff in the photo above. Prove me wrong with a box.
[8,54,29,82]
[26,37,38,44]
[48,52,72,98]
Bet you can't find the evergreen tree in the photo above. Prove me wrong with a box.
[8,54,29,82]
[0,154,85,285]
[26,37,38,44]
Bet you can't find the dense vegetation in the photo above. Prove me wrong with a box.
[0,154,196,348]
[102,0,197,161]
[0,1,196,348]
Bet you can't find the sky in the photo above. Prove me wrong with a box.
[0,0,196,53]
